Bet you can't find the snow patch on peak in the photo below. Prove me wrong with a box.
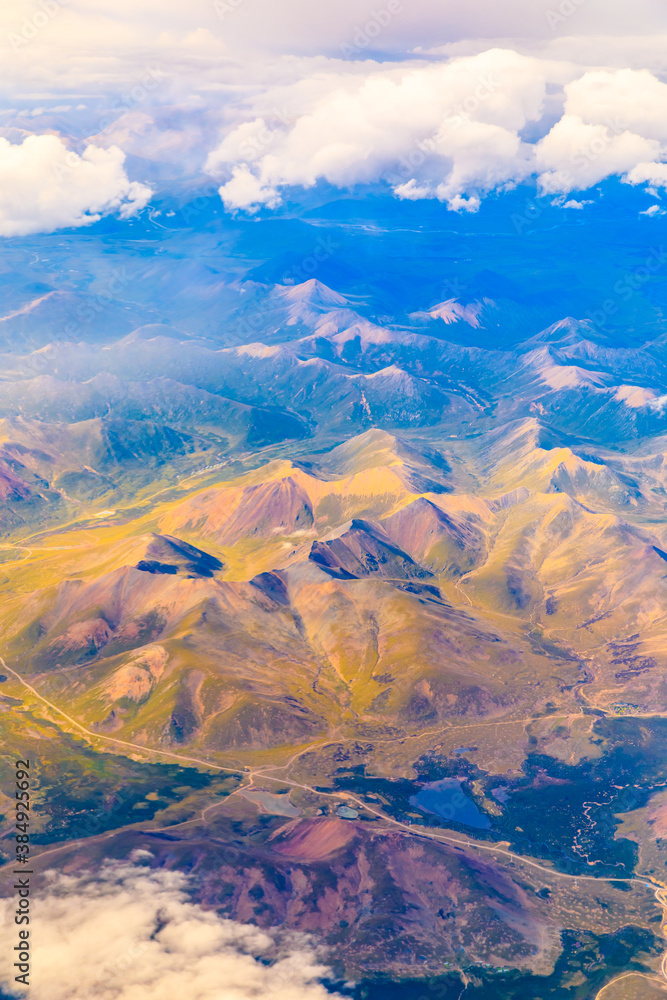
[234,342,286,359]
[526,349,609,390]
[614,384,659,408]
[275,280,353,328]
[523,317,598,348]
[361,364,407,380]
[277,279,348,308]
[410,298,487,329]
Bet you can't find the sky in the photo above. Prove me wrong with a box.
[0,1,666,230]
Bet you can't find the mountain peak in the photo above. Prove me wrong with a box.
[525,348,609,391]
[130,533,223,578]
[410,298,488,328]
[523,317,599,348]
[277,279,348,308]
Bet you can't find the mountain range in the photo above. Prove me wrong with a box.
[3,190,667,993]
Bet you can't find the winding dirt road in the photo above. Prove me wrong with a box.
[4,656,667,993]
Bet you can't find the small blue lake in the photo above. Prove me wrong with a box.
[410,778,491,830]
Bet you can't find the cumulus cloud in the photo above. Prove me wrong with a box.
[1,0,666,92]
[205,48,547,211]
[535,114,660,194]
[0,135,152,236]
[639,203,666,217]
[536,69,667,194]
[625,162,667,190]
[564,69,667,143]
[203,54,667,212]
[0,857,343,1000]
[3,3,667,217]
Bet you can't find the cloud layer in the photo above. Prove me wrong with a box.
[0,856,343,1000]
[2,0,666,82]
[535,69,667,194]
[205,54,667,212]
[2,2,667,224]
[0,136,152,236]
[205,49,547,211]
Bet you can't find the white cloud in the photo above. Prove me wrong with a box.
[0,857,343,1000]
[564,68,667,143]
[206,48,547,211]
[205,50,667,212]
[218,164,281,211]
[626,161,667,190]
[0,135,152,236]
[535,114,660,194]
[2,4,667,217]
[2,0,665,85]
[0,1,666,129]
[201,0,667,54]
[535,69,667,195]
[639,203,666,216]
